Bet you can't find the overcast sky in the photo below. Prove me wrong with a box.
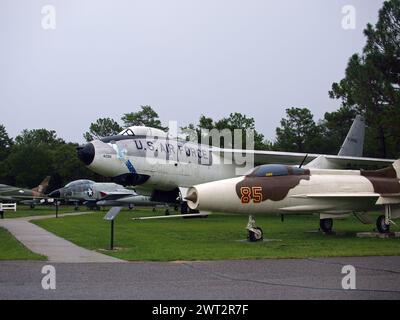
[0,0,384,143]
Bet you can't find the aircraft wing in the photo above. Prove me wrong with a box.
[212,116,393,169]
[0,196,15,201]
[213,148,319,166]
[218,148,394,169]
[98,191,136,201]
[0,195,48,201]
[306,154,395,170]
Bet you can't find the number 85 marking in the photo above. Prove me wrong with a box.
[240,187,263,204]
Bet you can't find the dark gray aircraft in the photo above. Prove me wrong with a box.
[48,179,164,209]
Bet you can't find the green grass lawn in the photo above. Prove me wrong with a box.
[1,205,93,219]
[0,227,46,261]
[33,210,400,261]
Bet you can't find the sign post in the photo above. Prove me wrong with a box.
[55,201,60,218]
[110,220,114,250]
[103,207,122,251]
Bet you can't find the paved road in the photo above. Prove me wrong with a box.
[0,213,123,263]
[0,257,399,299]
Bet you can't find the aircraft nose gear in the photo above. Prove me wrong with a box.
[246,215,264,242]
[377,215,391,233]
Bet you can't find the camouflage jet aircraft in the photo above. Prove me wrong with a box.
[48,179,164,209]
[185,160,400,239]
[0,177,50,208]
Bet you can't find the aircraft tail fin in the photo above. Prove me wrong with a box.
[32,176,51,194]
[338,115,365,157]
[306,115,365,169]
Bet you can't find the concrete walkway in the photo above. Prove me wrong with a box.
[0,212,124,263]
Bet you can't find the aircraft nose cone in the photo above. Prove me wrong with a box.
[77,143,95,166]
[48,190,60,198]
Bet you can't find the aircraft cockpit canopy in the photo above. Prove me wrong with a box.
[118,126,167,138]
[247,165,308,177]
[120,128,135,136]
[65,180,95,188]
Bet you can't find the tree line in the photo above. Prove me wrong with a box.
[0,0,398,190]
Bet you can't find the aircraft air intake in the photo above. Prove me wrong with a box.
[77,143,95,166]
[48,190,61,198]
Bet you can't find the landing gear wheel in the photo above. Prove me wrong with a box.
[30,204,35,209]
[181,202,204,219]
[181,201,189,215]
[248,227,264,242]
[376,215,390,233]
[165,209,170,216]
[320,218,333,234]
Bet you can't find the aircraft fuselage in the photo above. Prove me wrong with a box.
[85,136,239,194]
